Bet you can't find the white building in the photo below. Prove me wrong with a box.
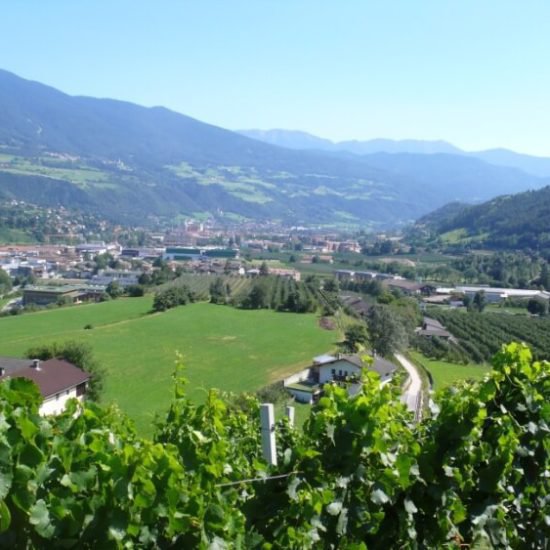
[91,269,141,287]
[437,285,550,304]
[283,354,397,404]
[0,357,90,415]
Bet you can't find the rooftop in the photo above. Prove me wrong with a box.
[0,357,89,398]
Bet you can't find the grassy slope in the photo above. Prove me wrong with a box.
[0,298,336,434]
[0,227,35,244]
[410,351,490,390]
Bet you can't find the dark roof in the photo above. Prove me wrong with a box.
[384,279,423,292]
[372,357,398,378]
[342,296,372,316]
[0,357,34,374]
[0,358,89,398]
[423,317,445,330]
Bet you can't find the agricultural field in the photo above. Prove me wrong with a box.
[410,351,491,390]
[163,273,336,313]
[161,273,252,299]
[0,298,336,434]
[0,154,113,188]
[428,309,550,362]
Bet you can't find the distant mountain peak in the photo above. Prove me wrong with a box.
[0,68,547,227]
[239,129,550,178]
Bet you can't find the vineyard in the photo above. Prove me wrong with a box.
[420,309,550,363]
[0,343,547,548]
[162,274,337,313]
[160,273,251,300]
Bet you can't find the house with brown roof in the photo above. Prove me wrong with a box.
[0,357,89,415]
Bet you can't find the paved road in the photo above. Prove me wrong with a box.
[395,353,423,419]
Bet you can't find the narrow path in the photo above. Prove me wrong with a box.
[395,352,423,420]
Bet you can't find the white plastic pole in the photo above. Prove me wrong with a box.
[260,403,277,466]
[285,405,295,427]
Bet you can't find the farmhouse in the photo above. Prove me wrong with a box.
[284,354,397,404]
[415,317,456,341]
[0,357,89,415]
[340,294,372,317]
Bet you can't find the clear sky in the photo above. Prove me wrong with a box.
[1,1,549,155]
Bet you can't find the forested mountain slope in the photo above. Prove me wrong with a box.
[411,185,550,251]
[0,69,547,226]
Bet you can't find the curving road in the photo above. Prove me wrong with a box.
[395,353,423,419]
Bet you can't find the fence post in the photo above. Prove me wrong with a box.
[285,405,295,427]
[260,403,277,466]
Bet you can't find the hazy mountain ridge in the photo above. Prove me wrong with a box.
[239,129,550,178]
[0,68,547,227]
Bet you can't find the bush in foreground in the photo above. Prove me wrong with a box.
[0,343,547,548]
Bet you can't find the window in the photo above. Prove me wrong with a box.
[331,368,336,375]
[76,383,86,397]
[55,393,60,400]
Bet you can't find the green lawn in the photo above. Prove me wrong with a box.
[485,304,529,315]
[0,299,336,434]
[410,352,491,390]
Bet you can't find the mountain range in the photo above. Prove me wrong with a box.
[239,129,550,178]
[0,68,549,228]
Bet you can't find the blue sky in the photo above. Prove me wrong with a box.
[1,1,549,155]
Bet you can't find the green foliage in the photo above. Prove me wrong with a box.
[410,186,550,254]
[428,309,550,363]
[410,343,550,548]
[342,324,369,353]
[527,297,549,316]
[472,290,487,312]
[237,275,321,313]
[0,269,11,295]
[25,340,105,402]
[209,277,229,304]
[152,285,195,312]
[125,284,145,297]
[0,344,547,547]
[367,305,408,357]
[105,280,123,299]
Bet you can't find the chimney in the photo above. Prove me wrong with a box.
[32,359,41,370]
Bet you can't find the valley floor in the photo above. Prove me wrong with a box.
[0,298,336,434]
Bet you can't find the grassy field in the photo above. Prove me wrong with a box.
[410,351,491,390]
[0,298,336,434]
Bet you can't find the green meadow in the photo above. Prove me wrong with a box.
[410,352,491,390]
[0,298,336,433]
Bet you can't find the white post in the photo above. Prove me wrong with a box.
[260,403,277,466]
[285,405,295,427]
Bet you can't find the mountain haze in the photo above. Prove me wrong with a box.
[240,129,550,178]
[0,69,547,227]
